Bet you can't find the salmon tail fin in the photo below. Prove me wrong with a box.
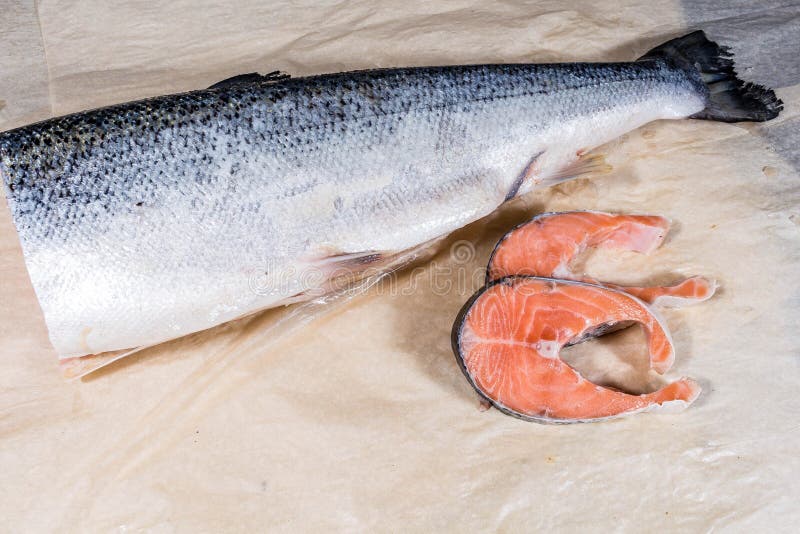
[639,30,783,123]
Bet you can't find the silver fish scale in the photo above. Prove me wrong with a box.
[0,61,707,356]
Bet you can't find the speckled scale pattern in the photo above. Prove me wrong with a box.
[0,61,702,237]
[0,60,708,357]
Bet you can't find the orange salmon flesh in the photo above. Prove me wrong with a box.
[486,211,716,307]
[452,277,700,423]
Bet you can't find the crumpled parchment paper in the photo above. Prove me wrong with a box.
[1,1,798,530]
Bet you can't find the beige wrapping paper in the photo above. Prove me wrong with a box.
[1,1,799,530]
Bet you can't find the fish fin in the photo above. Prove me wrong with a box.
[539,154,612,187]
[505,151,544,201]
[309,250,387,270]
[639,30,782,122]
[504,173,526,202]
[207,70,291,90]
[60,346,147,380]
[290,237,448,302]
[260,251,390,305]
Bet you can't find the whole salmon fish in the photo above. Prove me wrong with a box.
[0,31,782,358]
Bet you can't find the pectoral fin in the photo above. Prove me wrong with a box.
[301,237,447,296]
[306,249,387,270]
[540,153,612,187]
[506,151,544,201]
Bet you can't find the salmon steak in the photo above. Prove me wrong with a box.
[451,277,701,423]
[486,211,717,307]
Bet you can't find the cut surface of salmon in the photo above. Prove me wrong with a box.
[451,277,700,423]
[486,211,716,307]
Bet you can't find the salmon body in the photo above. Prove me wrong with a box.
[0,32,781,358]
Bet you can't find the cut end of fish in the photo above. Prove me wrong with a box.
[451,277,694,423]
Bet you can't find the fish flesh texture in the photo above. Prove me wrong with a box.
[451,276,700,423]
[0,31,781,358]
[486,211,717,306]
